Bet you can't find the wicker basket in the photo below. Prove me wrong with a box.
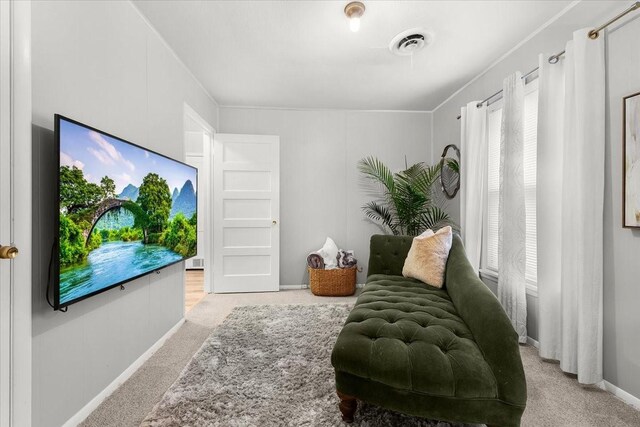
[308,267,357,296]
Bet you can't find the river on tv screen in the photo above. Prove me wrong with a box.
[58,118,197,305]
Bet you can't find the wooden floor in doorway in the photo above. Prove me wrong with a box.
[185,270,205,312]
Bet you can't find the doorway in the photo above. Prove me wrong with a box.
[183,105,214,313]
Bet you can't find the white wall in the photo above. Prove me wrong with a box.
[31,2,218,427]
[431,0,640,400]
[603,12,640,402]
[219,107,433,286]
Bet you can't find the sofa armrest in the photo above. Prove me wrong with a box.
[366,235,414,278]
[445,236,527,407]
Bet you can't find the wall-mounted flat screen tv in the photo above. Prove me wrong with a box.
[54,114,197,310]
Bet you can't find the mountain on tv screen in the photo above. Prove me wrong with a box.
[55,115,197,310]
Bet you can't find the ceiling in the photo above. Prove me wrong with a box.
[133,1,573,111]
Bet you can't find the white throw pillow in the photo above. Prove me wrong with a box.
[317,237,339,269]
[402,226,453,288]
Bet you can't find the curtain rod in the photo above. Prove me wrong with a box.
[455,1,640,120]
[455,66,541,120]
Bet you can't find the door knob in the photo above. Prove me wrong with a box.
[0,245,18,260]
[272,220,277,225]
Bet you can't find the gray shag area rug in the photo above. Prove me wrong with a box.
[141,304,479,427]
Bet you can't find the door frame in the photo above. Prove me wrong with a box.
[0,1,32,426]
[184,151,205,271]
[183,104,215,295]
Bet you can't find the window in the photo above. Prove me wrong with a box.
[483,80,538,289]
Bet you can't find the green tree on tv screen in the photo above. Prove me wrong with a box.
[100,176,116,199]
[161,213,197,258]
[59,214,87,266]
[137,173,172,234]
[59,166,103,214]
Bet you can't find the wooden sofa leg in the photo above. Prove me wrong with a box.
[337,390,357,423]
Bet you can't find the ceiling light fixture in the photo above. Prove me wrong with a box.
[344,1,365,33]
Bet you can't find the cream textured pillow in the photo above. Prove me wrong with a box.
[416,229,435,239]
[402,226,453,288]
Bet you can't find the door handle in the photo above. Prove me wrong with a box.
[272,220,277,225]
[0,245,18,260]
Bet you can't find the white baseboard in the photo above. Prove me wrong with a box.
[280,283,366,291]
[61,318,186,427]
[526,336,539,348]
[599,380,640,410]
[280,284,308,290]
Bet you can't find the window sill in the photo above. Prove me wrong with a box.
[479,268,538,298]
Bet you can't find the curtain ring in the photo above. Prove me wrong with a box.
[548,55,559,64]
[588,29,599,39]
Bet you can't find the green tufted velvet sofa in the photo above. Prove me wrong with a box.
[331,235,526,427]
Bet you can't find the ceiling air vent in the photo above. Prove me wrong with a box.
[389,28,432,56]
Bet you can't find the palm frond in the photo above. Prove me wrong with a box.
[412,163,442,196]
[419,206,454,232]
[445,158,460,174]
[398,162,425,181]
[441,167,459,191]
[362,201,399,235]
[358,157,395,195]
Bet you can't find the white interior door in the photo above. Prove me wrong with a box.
[0,2,31,426]
[213,134,279,293]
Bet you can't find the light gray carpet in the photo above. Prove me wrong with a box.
[81,290,640,427]
[141,304,475,427]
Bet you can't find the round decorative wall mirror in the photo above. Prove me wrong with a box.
[439,144,460,199]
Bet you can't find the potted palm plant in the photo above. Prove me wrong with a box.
[358,156,456,236]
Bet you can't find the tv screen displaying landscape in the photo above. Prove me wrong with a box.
[55,115,197,309]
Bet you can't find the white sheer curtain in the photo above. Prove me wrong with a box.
[498,72,528,344]
[459,102,487,274]
[536,29,604,384]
